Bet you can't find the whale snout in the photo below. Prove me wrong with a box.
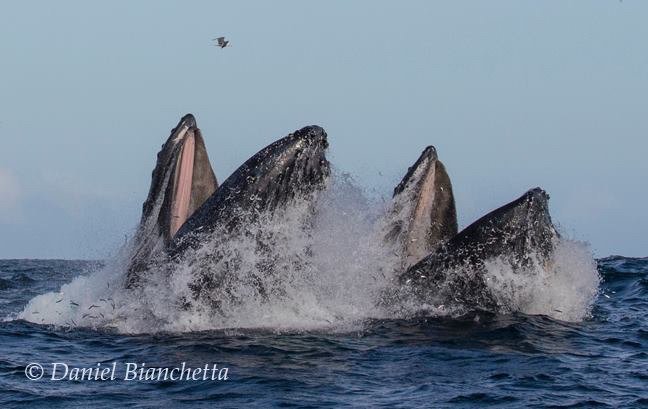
[168,114,197,141]
[420,145,438,161]
[179,113,197,128]
[527,187,549,200]
[524,188,550,211]
[294,125,329,150]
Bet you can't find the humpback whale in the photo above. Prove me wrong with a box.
[167,125,331,307]
[170,125,330,257]
[125,117,331,308]
[126,114,217,285]
[398,188,559,311]
[384,146,457,269]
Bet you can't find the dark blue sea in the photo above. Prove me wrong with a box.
[0,257,646,408]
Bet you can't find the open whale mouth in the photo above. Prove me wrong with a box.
[126,114,217,284]
[169,125,198,237]
[161,121,218,242]
[385,145,457,269]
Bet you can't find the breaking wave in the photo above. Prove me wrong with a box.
[14,172,600,333]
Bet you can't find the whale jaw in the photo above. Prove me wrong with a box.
[385,145,458,269]
[126,114,217,286]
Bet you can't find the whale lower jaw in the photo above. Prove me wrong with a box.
[125,115,217,287]
[384,145,458,270]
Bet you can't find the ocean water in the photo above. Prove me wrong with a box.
[0,256,646,407]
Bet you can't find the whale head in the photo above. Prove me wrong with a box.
[126,114,217,283]
[399,187,560,311]
[171,125,331,253]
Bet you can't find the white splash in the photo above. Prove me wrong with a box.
[482,239,600,322]
[16,172,600,333]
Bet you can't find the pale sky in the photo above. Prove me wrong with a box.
[1,1,646,259]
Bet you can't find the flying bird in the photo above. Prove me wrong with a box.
[213,36,230,48]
